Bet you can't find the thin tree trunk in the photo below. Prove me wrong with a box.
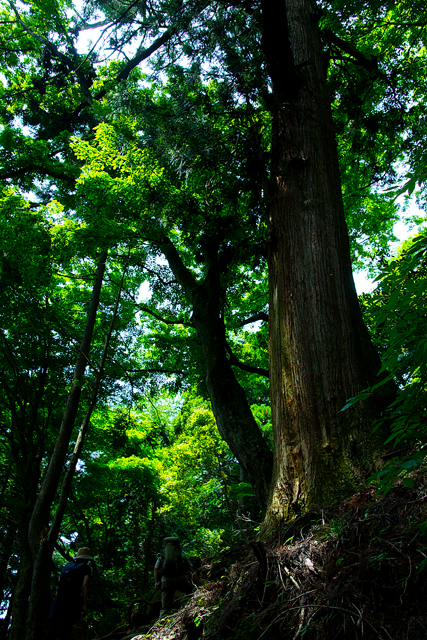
[159,237,273,511]
[70,490,94,551]
[261,0,394,530]
[26,250,125,640]
[26,269,124,624]
[9,526,33,640]
[0,521,15,609]
[193,281,273,511]
[142,502,157,591]
[49,259,126,546]
[24,259,126,631]
[0,521,15,639]
[24,251,108,640]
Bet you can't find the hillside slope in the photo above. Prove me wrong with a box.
[108,470,427,640]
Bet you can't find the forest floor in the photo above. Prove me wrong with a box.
[104,468,427,640]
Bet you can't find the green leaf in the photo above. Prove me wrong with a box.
[402,478,415,488]
[418,557,427,574]
[340,391,371,412]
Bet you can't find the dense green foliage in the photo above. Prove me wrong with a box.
[0,0,427,636]
[343,231,427,493]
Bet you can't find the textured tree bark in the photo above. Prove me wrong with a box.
[193,279,273,511]
[261,0,394,528]
[159,238,273,510]
[0,522,15,617]
[9,526,33,640]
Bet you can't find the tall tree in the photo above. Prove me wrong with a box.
[7,249,108,640]
[2,0,425,529]
[260,0,395,524]
[72,115,274,510]
[0,187,144,638]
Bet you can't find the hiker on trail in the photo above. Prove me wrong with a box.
[154,537,197,620]
[48,547,93,640]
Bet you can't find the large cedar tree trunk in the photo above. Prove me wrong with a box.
[262,0,394,526]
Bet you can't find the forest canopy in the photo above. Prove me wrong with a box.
[0,0,426,637]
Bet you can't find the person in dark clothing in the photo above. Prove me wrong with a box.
[48,547,93,640]
[154,537,197,620]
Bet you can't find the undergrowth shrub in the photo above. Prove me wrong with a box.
[344,231,427,492]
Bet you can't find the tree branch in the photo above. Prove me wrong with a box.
[54,541,73,562]
[126,367,185,376]
[137,302,192,327]
[9,1,96,103]
[323,29,384,76]
[144,395,171,446]
[0,164,77,184]
[123,288,192,327]
[156,236,198,301]
[116,28,176,83]
[141,265,178,287]
[67,0,212,118]
[68,27,177,117]
[9,3,70,67]
[225,342,269,378]
[238,312,269,327]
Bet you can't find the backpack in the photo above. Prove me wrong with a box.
[57,561,88,596]
[158,537,185,578]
